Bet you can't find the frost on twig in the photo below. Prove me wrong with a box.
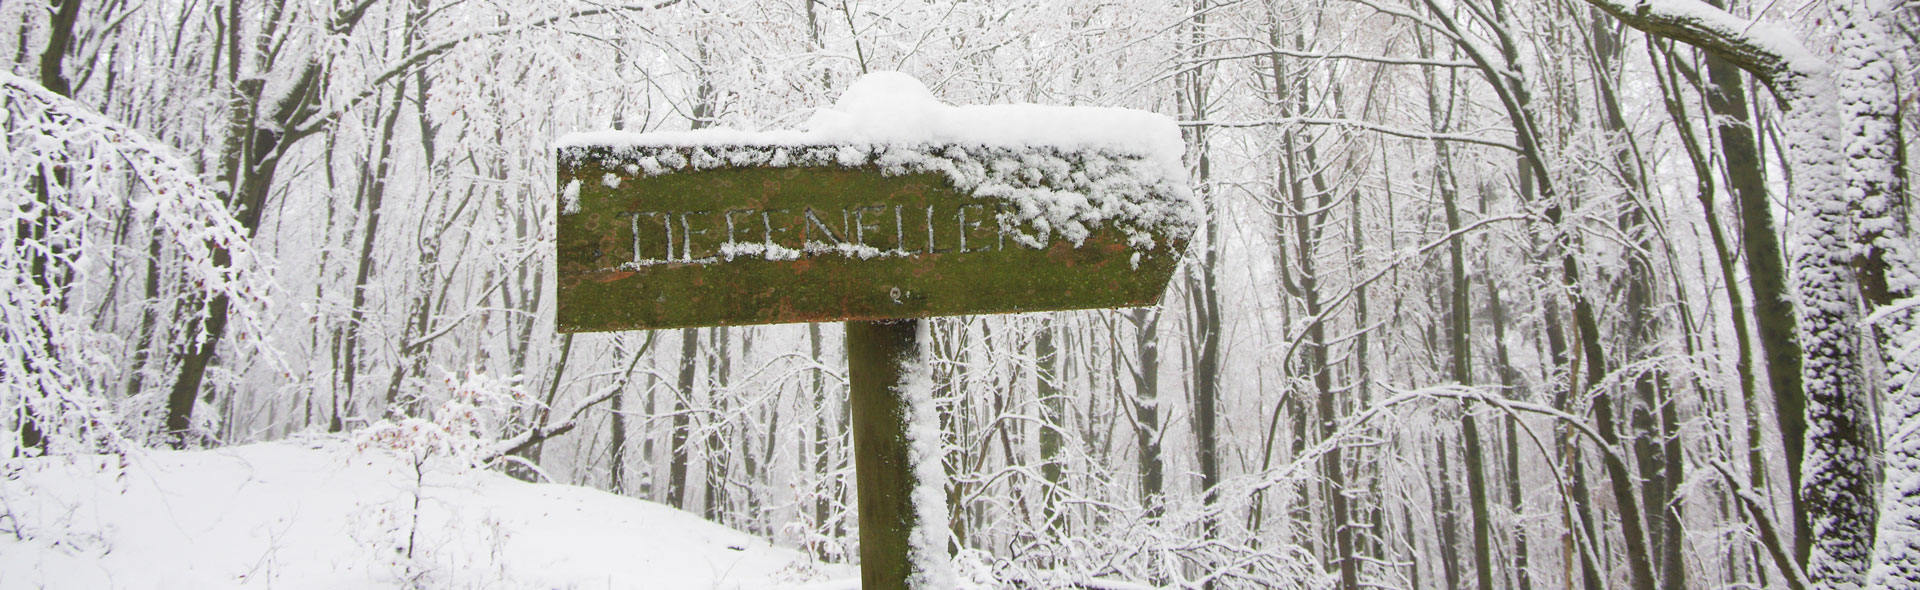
[1,73,274,454]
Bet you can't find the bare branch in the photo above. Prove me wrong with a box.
[1182,116,1522,152]
[295,0,684,135]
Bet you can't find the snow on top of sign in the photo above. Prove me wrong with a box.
[557,72,1197,250]
[561,72,1185,168]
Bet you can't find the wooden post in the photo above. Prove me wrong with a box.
[554,131,1193,589]
[846,319,929,589]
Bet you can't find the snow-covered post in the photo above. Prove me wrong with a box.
[845,319,949,588]
[549,73,1196,588]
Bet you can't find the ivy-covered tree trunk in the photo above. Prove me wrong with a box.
[1779,70,1880,590]
[1842,1,1920,588]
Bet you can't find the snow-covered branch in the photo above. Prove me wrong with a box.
[1576,0,1827,84]
[294,0,686,135]
[1,72,273,452]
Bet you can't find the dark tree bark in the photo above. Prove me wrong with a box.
[1701,18,1813,566]
[1435,433,1462,590]
[1035,318,1066,535]
[1588,14,1689,589]
[1129,308,1164,513]
[668,327,697,510]
[1180,0,1222,560]
[164,0,338,443]
[38,0,83,96]
[1440,117,1495,590]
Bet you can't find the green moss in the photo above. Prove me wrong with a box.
[556,160,1186,332]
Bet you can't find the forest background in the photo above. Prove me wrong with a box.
[6,0,1920,588]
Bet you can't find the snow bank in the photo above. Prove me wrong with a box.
[557,72,1196,251]
[0,440,849,589]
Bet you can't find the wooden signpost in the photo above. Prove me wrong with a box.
[556,136,1192,589]
[555,148,1186,332]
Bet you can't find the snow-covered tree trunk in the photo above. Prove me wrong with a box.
[1845,0,1920,586]
[1573,2,1883,588]
[1779,67,1881,590]
[1868,293,1920,590]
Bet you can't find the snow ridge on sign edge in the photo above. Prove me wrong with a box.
[554,142,1196,253]
[555,71,1197,252]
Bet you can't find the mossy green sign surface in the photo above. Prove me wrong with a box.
[555,150,1187,332]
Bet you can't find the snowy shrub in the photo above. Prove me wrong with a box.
[348,368,535,588]
[353,367,533,469]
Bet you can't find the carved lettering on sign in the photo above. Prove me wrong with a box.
[607,202,1039,269]
[553,164,1187,332]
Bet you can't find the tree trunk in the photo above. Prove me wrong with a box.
[1646,36,1773,579]
[810,322,836,545]
[1838,3,1920,589]
[1435,434,1462,590]
[342,76,409,419]
[703,328,733,522]
[1419,23,1493,589]
[1130,308,1164,513]
[1589,14,1689,588]
[1704,31,1813,565]
[519,332,573,473]
[163,2,339,442]
[37,0,82,97]
[1035,317,1065,535]
[1490,279,1532,590]
[1181,0,1222,557]
[1441,127,1495,590]
[1419,2,1663,585]
[669,327,697,510]
[610,362,629,495]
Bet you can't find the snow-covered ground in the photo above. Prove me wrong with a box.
[0,439,854,589]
